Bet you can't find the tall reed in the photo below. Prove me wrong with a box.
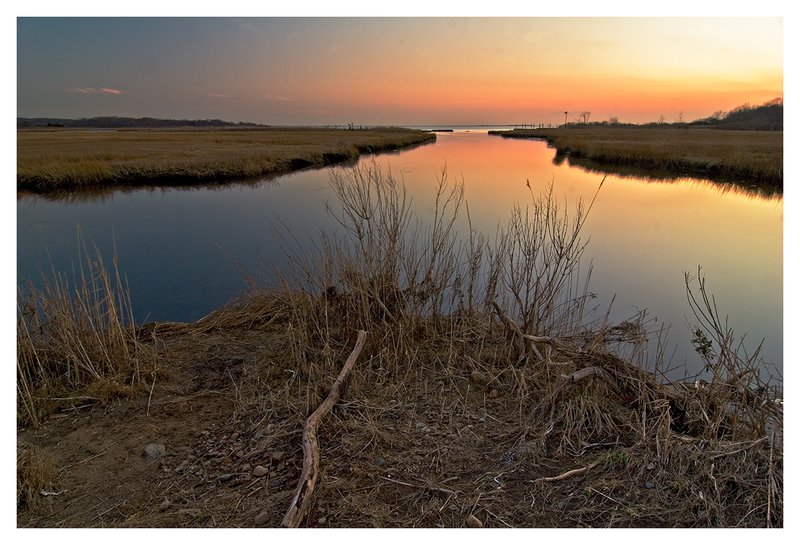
[17,241,150,426]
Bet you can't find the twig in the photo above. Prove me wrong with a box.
[562,366,606,382]
[280,330,367,528]
[492,302,540,360]
[146,373,156,416]
[710,436,768,460]
[767,429,775,528]
[378,475,456,496]
[60,441,119,473]
[535,461,599,483]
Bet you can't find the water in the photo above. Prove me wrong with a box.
[17,130,783,380]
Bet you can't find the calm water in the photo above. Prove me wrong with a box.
[17,130,783,380]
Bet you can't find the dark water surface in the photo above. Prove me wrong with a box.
[17,130,783,380]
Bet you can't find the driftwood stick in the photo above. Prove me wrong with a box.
[280,330,368,528]
[535,462,599,483]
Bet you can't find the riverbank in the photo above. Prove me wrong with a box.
[17,288,783,528]
[17,127,436,192]
[18,165,782,528]
[489,128,783,192]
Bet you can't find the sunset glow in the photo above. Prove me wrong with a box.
[17,17,783,125]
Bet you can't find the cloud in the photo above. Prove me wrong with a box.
[263,94,295,102]
[65,87,123,95]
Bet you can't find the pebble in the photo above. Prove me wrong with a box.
[271,451,285,463]
[159,499,171,511]
[644,481,656,489]
[266,424,276,432]
[318,516,327,525]
[269,471,278,478]
[142,443,166,460]
[253,465,269,477]
[466,514,483,528]
[241,463,252,472]
[488,389,500,399]
[254,510,270,525]
[270,478,283,488]
[218,473,235,483]
[373,457,385,466]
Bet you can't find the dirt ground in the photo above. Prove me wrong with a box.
[17,308,782,529]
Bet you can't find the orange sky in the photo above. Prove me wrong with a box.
[17,17,783,124]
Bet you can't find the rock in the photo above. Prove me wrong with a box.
[488,388,500,399]
[318,516,327,525]
[142,443,166,460]
[270,478,283,488]
[271,451,285,463]
[466,514,483,528]
[241,463,252,472]
[254,510,271,525]
[253,465,269,477]
[266,423,276,433]
[373,457,385,466]
[644,481,656,489]
[159,498,171,511]
[470,371,488,384]
[231,432,240,441]
[277,462,286,471]
[218,473,235,483]
[269,471,278,478]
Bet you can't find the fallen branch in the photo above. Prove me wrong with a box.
[535,462,599,483]
[278,330,368,528]
[491,302,540,360]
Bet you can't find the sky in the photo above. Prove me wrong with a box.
[16,16,783,125]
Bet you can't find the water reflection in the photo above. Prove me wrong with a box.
[554,152,782,199]
[17,130,782,380]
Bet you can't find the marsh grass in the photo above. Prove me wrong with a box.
[17,240,155,426]
[490,128,783,191]
[17,441,56,510]
[17,127,435,191]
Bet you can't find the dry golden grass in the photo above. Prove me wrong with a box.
[17,127,435,191]
[491,128,782,190]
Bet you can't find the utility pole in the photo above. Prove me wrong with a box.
[564,111,568,126]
